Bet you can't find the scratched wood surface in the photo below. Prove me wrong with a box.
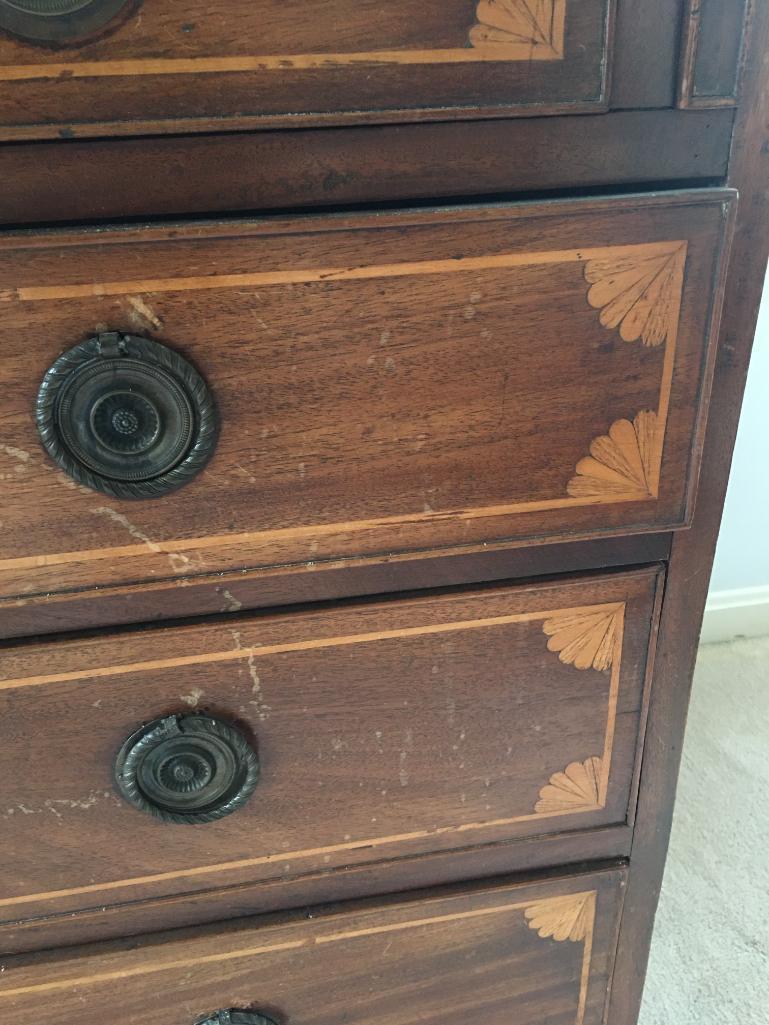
[0,0,611,140]
[0,867,627,1025]
[0,193,733,603]
[0,569,658,926]
[0,108,736,228]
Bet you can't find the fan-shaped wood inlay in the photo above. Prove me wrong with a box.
[470,0,559,53]
[524,891,596,942]
[567,411,659,501]
[535,757,603,814]
[584,242,687,347]
[542,604,623,670]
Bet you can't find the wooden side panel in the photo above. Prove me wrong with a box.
[678,0,749,108]
[0,569,659,925]
[0,193,734,602]
[0,0,612,140]
[0,868,628,1025]
[609,0,769,1020]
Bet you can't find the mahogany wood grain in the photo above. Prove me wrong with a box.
[0,867,628,1025]
[0,569,659,927]
[0,0,611,141]
[0,827,633,957]
[0,109,735,227]
[0,533,672,640]
[0,193,733,604]
[608,0,769,1019]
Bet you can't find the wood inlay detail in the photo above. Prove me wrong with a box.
[535,757,603,814]
[567,411,660,501]
[542,603,624,670]
[0,600,627,911]
[0,1,567,84]
[524,890,597,942]
[523,889,597,1024]
[0,240,683,583]
[584,241,687,347]
[0,889,599,1025]
[470,0,565,58]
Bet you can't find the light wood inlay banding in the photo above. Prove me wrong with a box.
[0,889,598,1025]
[537,600,624,809]
[0,45,563,84]
[1,245,650,304]
[0,1,566,84]
[0,241,685,580]
[0,604,613,692]
[0,602,625,909]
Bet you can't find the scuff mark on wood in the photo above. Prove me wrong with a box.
[123,295,164,332]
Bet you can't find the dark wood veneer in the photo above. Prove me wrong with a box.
[0,0,612,140]
[0,569,659,927]
[0,109,734,227]
[0,192,733,605]
[1,533,672,640]
[608,1,769,1019]
[0,868,628,1025]
[0,829,634,956]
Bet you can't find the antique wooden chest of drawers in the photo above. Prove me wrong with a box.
[0,1,766,1023]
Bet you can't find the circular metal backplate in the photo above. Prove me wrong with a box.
[0,0,132,43]
[36,333,218,499]
[196,1013,279,1025]
[115,715,260,825]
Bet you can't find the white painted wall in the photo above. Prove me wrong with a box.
[702,273,769,642]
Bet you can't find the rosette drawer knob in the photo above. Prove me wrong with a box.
[196,1013,280,1025]
[115,714,260,824]
[0,0,131,43]
[36,332,217,498]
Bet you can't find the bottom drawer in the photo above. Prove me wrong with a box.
[1,866,626,1025]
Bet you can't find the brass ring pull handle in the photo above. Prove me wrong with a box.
[0,0,131,43]
[36,332,217,499]
[196,1013,279,1025]
[115,715,260,825]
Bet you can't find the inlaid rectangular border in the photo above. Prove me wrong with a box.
[0,0,566,83]
[0,887,599,1025]
[0,240,684,578]
[0,600,624,911]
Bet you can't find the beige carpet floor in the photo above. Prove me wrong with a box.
[638,636,769,1025]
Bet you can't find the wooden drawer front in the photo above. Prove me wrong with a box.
[0,569,658,923]
[0,0,611,141]
[0,868,627,1025]
[0,193,732,603]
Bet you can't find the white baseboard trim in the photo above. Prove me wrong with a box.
[701,585,769,644]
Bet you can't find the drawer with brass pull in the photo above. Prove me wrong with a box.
[0,191,733,605]
[0,567,658,925]
[0,865,627,1025]
[0,0,612,140]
